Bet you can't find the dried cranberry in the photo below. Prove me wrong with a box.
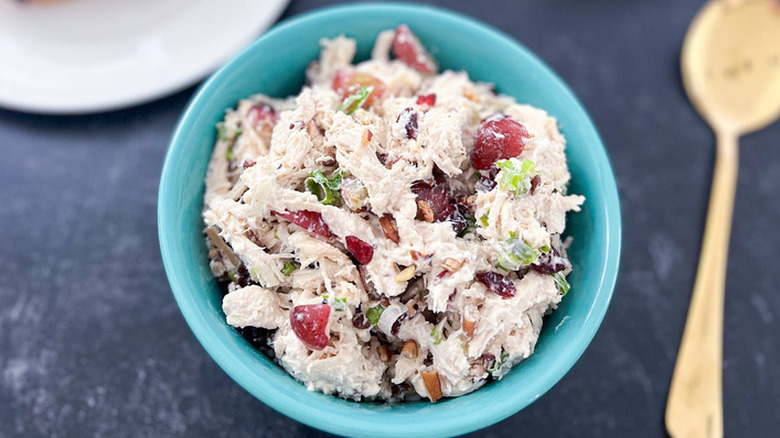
[411,171,454,222]
[392,25,437,74]
[332,69,387,106]
[234,264,253,288]
[345,236,374,264]
[272,210,333,238]
[290,304,331,350]
[471,115,531,170]
[376,152,388,165]
[238,326,276,358]
[352,311,371,329]
[397,107,419,139]
[476,164,500,191]
[391,313,408,336]
[532,248,567,274]
[416,93,436,106]
[475,271,516,298]
[447,202,472,235]
[247,104,278,131]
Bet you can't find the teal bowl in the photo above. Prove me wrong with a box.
[158,3,621,437]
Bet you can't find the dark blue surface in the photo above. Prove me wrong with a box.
[1,0,779,437]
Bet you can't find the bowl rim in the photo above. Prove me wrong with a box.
[159,3,622,437]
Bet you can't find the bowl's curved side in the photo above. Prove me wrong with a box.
[159,4,621,438]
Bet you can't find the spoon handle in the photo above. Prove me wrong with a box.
[666,131,738,438]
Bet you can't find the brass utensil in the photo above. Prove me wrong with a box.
[667,1,780,437]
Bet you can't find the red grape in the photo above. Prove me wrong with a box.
[290,304,331,350]
[272,210,333,238]
[471,116,530,170]
[392,25,437,74]
[345,236,374,264]
[332,70,386,107]
[247,104,278,131]
[411,171,454,221]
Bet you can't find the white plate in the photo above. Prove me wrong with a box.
[0,0,289,114]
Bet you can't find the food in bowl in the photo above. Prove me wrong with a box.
[202,25,584,402]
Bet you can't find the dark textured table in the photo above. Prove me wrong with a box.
[2,0,779,436]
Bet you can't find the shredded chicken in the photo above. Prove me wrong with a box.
[202,26,583,402]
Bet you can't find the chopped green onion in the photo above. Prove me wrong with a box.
[431,323,443,345]
[496,252,523,271]
[552,272,570,295]
[280,261,297,276]
[541,245,551,253]
[495,158,537,196]
[366,304,384,326]
[474,171,482,181]
[514,240,541,265]
[227,268,239,283]
[338,86,373,115]
[333,297,347,311]
[496,236,541,271]
[487,351,509,376]
[305,169,343,205]
[225,145,234,161]
[479,214,489,227]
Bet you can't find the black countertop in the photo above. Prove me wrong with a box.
[2,0,779,436]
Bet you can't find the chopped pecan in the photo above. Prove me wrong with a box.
[395,265,416,282]
[420,369,443,402]
[410,250,432,261]
[377,345,392,362]
[417,200,435,223]
[379,215,400,243]
[402,340,418,359]
[462,318,476,336]
[361,128,374,146]
[441,258,462,273]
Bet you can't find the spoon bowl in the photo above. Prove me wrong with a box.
[681,0,780,135]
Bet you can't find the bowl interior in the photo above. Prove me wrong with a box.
[159,4,621,438]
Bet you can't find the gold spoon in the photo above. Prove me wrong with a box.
[667,1,780,437]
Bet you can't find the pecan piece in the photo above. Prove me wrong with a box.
[377,345,392,362]
[361,128,374,146]
[379,215,400,243]
[417,200,435,223]
[462,318,476,336]
[420,369,443,402]
[395,265,416,282]
[402,340,418,359]
[441,258,462,273]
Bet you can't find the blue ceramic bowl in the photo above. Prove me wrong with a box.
[158,3,621,437]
